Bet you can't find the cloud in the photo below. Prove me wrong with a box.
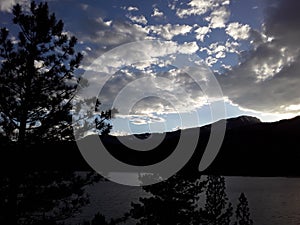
[40,1,151,67]
[222,0,230,5]
[215,51,225,59]
[206,6,230,29]
[79,39,214,121]
[71,16,148,64]
[226,22,251,40]
[175,0,227,18]
[126,6,139,11]
[200,40,242,67]
[285,104,300,112]
[208,42,226,55]
[129,113,166,125]
[151,7,164,17]
[127,14,148,25]
[85,40,202,76]
[94,18,148,45]
[194,26,211,42]
[0,0,27,12]
[221,64,232,71]
[177,41,199,54]
[80,3,89,11]
[109,130,131,136]
[205,56,218,66]
[225,40,240,53]
[84,20,148,62]
[200,41,239,60]
[96,68,209,117]
[218,0,300,113]
[148,23,193,40]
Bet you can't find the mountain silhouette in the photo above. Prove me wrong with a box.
[1,115,300,176]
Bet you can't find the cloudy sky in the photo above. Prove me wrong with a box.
[1,0,300,135]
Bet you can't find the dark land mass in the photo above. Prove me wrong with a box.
[1,115,300,177]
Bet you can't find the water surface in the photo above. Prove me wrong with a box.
[68,176,300,225]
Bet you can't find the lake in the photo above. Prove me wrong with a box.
[67,176,300,225]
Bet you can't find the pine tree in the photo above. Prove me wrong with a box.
[0,2,111,224]
[0,1,111,143]
[201,175,233,225]
[234,193,253,225]
[0,2,82,143]
[128,173,206,225]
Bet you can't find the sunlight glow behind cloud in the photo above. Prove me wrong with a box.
[1,0,299,134]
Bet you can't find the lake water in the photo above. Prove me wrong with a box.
[67,176,300,225]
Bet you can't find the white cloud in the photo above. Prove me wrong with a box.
[95,17,113,27]
[34,60,43,69]
[206,6,230,28]
[176,0,227,18]
[104,20,112,26]
[225,40,240,53]
[127,14,148,25]
[0,0,27,12]
[226,22,251,40]
[129,113,166,125]
[201,42,230,60]
[80,39,215,119]
[253,59,285,81]
[205,56,218,66]
[86,40,202,75]
[99,69,209,116]
[110,130,131,136]
[151,7,164,17]
[222,0,230,5]
[209,43,226,54]
[215,51,225,58]
[195,26,211,42]
[168,1,176,10]
[148,24,193,40]
[199,40,242,62]
[127,6,139,11]
[285,104,300,112]
[221,64,232,71]
[177,41,199,54]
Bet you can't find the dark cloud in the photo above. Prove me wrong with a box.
[46,1,148,65]
[219,0,300,113]
[265,0,300,47]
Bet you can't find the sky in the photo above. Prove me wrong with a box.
[1,0,300,135]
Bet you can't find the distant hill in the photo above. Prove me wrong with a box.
[2,115,300,177]
[221,115,261,129]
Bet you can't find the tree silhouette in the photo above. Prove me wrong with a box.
[234,193,253,225]
[0,1,111,143]
[124,174,240,225]
[126,173,206,225]
[82,175,253,225]
[0,1,112,225]
[80,212,128,225]
[0,3,82,143]
[199,175,233,225]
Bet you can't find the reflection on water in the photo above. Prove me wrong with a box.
[68,176,300,225]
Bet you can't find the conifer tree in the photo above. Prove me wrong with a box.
[234,193,253,225]
[0,2,111,224]
[201,175,233,225]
